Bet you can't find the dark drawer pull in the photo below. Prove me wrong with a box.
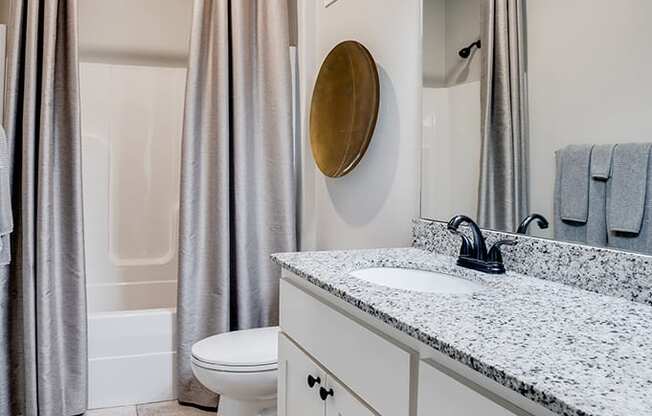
[307,374,321,388]
[319,386,334,400]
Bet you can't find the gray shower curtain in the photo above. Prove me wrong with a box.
[0,1,87,416]
[477,0,529,232]
[176,0,296,408]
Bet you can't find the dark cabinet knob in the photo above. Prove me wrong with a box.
[319,386,334,400]
[307,374,321,388]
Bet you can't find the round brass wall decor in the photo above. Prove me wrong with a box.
[309,40,380,178]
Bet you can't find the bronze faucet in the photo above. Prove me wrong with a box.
[447,215,516,274]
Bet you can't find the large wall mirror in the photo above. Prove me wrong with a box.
[420,0,652,255]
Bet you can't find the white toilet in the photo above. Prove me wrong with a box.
[191,326,279,416]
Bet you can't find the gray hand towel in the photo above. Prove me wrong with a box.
[607,143,651,234]
[607,151,652,254]
[554,151,587,243]
[560,144,593,223]
[0,125,12,265]
[585,145,613,247]
[591,144,615,180]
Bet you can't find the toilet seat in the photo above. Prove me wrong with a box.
[191,326,279,373]
[191,357,278,373]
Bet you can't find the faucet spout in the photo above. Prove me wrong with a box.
[517,213,549,234]
[447,215,488,261]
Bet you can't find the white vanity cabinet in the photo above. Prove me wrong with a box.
[278,334,375,416]
[279,274,544,416]
[417,360,522,416]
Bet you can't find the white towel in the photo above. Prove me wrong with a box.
[0,125,12,265]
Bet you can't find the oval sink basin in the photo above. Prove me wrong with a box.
[349,267,483,294]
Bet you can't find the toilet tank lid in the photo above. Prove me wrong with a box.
[191,326,279,367]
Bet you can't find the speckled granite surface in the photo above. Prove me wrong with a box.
[413,218,652,307]
[272,248,652,416]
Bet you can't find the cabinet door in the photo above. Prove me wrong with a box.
[278,334,325,416]
[325,376,376,416]
[418,360,524,416]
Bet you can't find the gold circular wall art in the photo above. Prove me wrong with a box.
[309,40,380,178]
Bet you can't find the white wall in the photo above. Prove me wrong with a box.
[527,0,652,238]
[423,0,446,87]
[79,0,192,66]
[298,0,422,250]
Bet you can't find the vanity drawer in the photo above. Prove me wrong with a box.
[280,278,412,416]
[418,359,527,416]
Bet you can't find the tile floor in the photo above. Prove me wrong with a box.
[86,401,215,416]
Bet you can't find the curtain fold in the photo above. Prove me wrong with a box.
[0,1,87,416]
[478,0,529,232]
[177,0,296,408]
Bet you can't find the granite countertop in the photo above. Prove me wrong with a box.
[271,248,652,416]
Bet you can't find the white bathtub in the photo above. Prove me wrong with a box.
[88,307,177,409]
[86,279,177,408]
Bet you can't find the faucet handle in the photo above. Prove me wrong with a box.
[487,239,517,263]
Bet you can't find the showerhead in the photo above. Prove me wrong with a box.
[458,40,481,59]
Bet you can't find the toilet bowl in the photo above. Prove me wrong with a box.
[191,326,279,416]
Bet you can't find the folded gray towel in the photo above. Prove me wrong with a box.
[608,146,652,253]
[585,146,613,246]
[0,125,12,265]
[554,151,588,243]
[591,144,615,180]
[607,143,651,234]
[560,144,593,223]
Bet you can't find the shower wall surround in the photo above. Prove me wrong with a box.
[81,62,185,313]
[413,218,652,306]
